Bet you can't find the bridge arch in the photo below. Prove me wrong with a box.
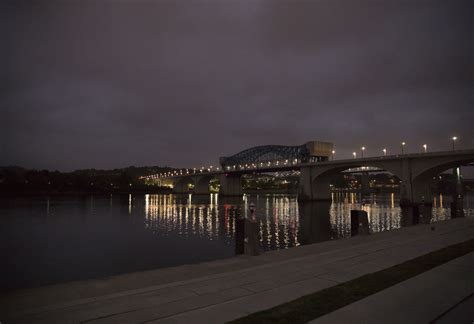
[407,155,474,204]
[411,156,474,181]
[220,145,310,168]
[300,161,404,201]
[299,152,474,203]
[219,141,333,169]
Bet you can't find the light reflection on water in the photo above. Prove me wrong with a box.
[141,192,474,251]
[1,192,473,290]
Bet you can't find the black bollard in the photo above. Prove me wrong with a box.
[351,210,369,236]
[244,218,259,256]
[244,202,260,256]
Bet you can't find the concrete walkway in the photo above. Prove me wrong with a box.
[1,217,473,324]
[310,252,474,324]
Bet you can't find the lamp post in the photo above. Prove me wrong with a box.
[452,136,457,151]
[401,142,406,154]
[383,148,387,156]
[361,146,365,158]
[331,150,335,161]
[423,144,427,153]
[353,152,357,159]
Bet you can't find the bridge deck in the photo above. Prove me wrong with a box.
[149,149,474,180]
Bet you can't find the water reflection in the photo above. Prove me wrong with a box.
[1,192,473,290]
[141,192,474,251]
[328,193,401,239]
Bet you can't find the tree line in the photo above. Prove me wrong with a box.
[0,166,173,194]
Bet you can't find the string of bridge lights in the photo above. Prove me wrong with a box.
[349,136,459,159]
[147,136,459,179]
[148,159,302,179]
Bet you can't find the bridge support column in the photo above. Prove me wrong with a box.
[451,167,464,218]
[298,201,331,243]
[312,179,332,200]
[173,180,192,194]
[298,166,332,201]
[193,177,211,195]
[298,167,313,200]
[219,174,242,196]
[400,176,433,223]
[360,172,370,196]
[411,180,433,206]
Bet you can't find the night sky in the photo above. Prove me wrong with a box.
[2,1,473,171]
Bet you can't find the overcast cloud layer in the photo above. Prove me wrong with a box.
[1,0,473,170]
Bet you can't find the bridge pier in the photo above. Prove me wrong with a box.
[399,176,434,223]
[219,174,243,196]
[360,172,370,196]
[298,167,313,200]
[298,201,331,244]
[451,167,464,218]
[407,180,433,206]
[173,180,192,194]
[193,179,211,195]
[298,167,332,201]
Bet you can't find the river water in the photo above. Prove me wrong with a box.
[1,192,473,290]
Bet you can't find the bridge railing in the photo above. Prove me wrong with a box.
[222,158,302,171]
[142,158,307,180]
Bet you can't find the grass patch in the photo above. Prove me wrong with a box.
[230,238,474,324]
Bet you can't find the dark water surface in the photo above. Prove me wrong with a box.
[1,193,473,290]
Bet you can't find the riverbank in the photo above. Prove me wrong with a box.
[1,216,473,323]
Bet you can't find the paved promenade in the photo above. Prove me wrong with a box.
[1,217,473,323]
[310,252,474,324]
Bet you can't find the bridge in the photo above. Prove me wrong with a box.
[143,141,474,207]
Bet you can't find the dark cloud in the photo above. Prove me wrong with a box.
[1,0,473,170]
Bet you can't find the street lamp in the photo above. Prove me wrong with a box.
[452,136,457,151]
[353,152,357,159]
[331,150,335,161]
[401,142,406,154]
[383,148,387,156]
[361,146,365,158]
[423,144,427,153]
